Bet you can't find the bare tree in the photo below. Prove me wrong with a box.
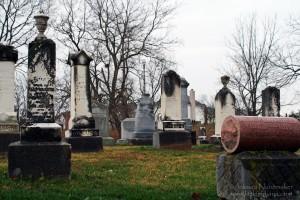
[52,0,177,135]
[226,15,291,116]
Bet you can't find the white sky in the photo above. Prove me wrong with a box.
[171,0,300,114]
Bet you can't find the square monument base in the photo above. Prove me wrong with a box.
[8,141,71,178]
[129,138,153,145]
[153,131,192,150]
[217,151,300,200]
[66,136,103,152]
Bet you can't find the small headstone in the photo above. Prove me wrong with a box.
[8,11,71,178]
[131,93,155,145]
[66,50,102,152]
[121,118,135,140]
[0,44,19,152]
[214,75,235,138]
[262,86,280,117]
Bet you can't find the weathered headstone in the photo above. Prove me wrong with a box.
[121,118,135,140]
[262,86,280,117]
[8,11,71,178]
[154,70,191,150]
[131,93,155,145]
[66,50,102,152]
[0,44,19,151]
[92,102,115,145]
[214,75,235,138]
[217,116,300,200]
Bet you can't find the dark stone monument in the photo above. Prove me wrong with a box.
[217,116,300,200]
[154,70,192,150]
[8,11,71,178]
[66,50,102,152]
[262,86,280,117]
[0,44,19,152]
[130,93,155,145]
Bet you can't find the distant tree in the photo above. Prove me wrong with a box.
[225,15,292,116]
[52,0,177,135]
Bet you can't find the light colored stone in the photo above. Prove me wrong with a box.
[121,118,135,139]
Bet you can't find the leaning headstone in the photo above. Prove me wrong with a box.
[8,11,71,178]
[130,93,155,145]
[92,102,115,146]
[0,44,19,152]
[66,50,102,152]
[262,86,280,117]
[154,70,191,150]
[213,75,235,139]
[217,116,300,200]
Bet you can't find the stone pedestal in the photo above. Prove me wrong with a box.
[8,12,71,178]
[67,50,102,152]
[153,131,192,150]
[9,141,71,178]
[216,152,300,200]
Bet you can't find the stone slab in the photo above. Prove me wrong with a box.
[0,133,19,152]
[216,151,300,200]
[21,123,62,142]
[153,131,192,150]
[116,139,129,145]
[66,136,103,152]
[0,122,18,133]
[102,137,116,146]
[70,128,99,137]
[8,141,71,178]
[129,138,153,145]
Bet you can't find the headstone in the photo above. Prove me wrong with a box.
[121,118,135,140]
[0,44,20,151]
[262,86,280,117]
[131,93,155,145]
[66,50,102,152]
[217,116,300,200]
[181,78,192,131]
[92,102,115,146]
[8,11,71,178]
[214,75,235,138]
[154,70,192,150]
[189,89,196,121]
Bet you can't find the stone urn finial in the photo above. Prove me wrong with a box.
[34,10,49,39]
[221,75,230,87]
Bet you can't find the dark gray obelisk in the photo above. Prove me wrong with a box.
[8,11,71,178]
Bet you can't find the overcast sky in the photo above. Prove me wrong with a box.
[170,0,300,114]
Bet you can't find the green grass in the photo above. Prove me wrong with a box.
[0,145,220,200]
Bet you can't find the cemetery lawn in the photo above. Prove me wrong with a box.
[0,145,219,200]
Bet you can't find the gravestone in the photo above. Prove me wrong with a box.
[181,78,192,131]
[189,89,196,121]
[262,86,280,117]
[217,116,300,200]
[0,44,19,152]
[8,11,71,178]
[214,75,235,139]
[92,102,115,146]
[154,70,191,150]
[121,118,135,140]
[131,93,155,145]
[66,50,102,152]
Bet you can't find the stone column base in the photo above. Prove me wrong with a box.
[8,141,71,178]
[216,151,300,200]
[66,136,103,152]
[153,131,192,150]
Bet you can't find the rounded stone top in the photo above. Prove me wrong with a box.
[0,44,18,63]
[180,77,190,88]
[34,10,49,39]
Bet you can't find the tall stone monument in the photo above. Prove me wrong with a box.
[0,44,19,151]
[153,70,191,150]
[214,75,235,138]
[66,50,103,152]
[189,89,196,121]
[262,86,280,117]
[8,11,71,178]
[131,93,155,145]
